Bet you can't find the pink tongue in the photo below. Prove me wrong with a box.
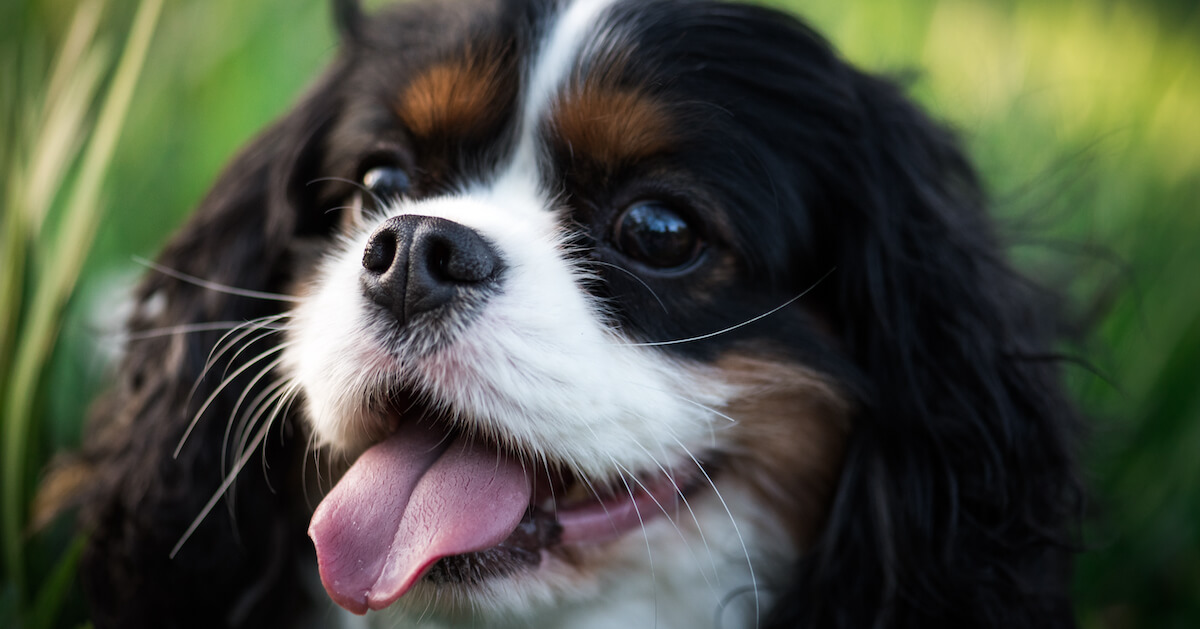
[308,422,531,614]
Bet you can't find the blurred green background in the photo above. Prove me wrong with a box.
[2,0,1198,627]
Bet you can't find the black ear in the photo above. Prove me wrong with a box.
[332,0,365,43]
[72,60,349,629]
[770,67,1081,628]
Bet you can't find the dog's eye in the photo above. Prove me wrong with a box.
[613,201,702,270]
[362,164,412,200]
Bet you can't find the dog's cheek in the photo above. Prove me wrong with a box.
[282,234,399,453]
[715,353,852,548]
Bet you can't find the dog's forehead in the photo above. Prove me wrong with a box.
[354,0,818,240]
[381,0,654,168]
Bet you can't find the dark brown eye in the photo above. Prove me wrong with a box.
[362,164,412,200]
[613,201,702,269]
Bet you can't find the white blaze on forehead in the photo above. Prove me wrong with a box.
[523,0,621,132]
[485,0,622,207]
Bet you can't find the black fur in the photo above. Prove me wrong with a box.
[72,61,351,628]
[764,61,1081,629]
[67,1,1081,627]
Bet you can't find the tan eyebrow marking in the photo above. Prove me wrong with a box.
[549,85,677,166]
[396,50,514,140]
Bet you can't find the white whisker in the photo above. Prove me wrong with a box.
[613,466,658,629]
[223,379,292,517]
[300,431,321,511]
[591,260,669,314]
[123,319,290,341]
[134,256,303,303]
[307,175,386,210]
[173,342,293,458]
[198,314,290,372]
[574,426,622,532]
[170,412,275,559]
[223,369,290,476]
[185,314,290,412]
[630,380,740,424]
[220,322,294,381]
[671,435,760,629]
[254,382,301,492]
[613,451,723,604]
[629,439,723,593]
[621,268,834,347]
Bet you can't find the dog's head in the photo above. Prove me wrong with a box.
[72,1,1081,627]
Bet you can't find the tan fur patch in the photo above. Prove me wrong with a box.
[31,459,93,531]
[716,353,852,547]
[396,51,513,140]
[550,86,676,167]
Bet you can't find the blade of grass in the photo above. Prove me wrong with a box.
[1,1,108,406]
[28,535,86,629]
[27,0,108,234]
[1,0,163,605]
[0,52,28,444]
[0,171,26,404]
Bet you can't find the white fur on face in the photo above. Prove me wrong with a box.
[286,189,734,475]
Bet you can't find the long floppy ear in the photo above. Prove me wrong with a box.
[769,70,1082,627]
[68,57,350,628]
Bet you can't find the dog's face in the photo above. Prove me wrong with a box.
[70,1,1080,627]
[283,0,851,622]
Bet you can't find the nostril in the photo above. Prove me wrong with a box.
[434,231,498,284]
[363,230,397,274]
[427,240,452,281]
[361,215,503,325]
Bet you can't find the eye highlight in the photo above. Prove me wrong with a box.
[613,201,703,270]
[361,164,412,200]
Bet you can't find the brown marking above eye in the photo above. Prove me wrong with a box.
[549,85,677,169]
[395,48,516,141]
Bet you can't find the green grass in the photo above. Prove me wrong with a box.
[3,0,163,625]
[2,0,1198,627]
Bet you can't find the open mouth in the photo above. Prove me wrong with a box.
[308,395,709,615]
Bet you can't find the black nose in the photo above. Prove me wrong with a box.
[361,215,501,324]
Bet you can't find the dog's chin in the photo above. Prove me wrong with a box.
[307,387,725,619]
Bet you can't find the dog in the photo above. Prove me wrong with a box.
[56,0,1082,627]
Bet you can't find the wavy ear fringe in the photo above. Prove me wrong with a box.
[69,61,349,629]
[768,71,1082,629]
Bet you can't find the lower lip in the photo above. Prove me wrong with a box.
[555,470,697,544]
[419,465,705,588]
